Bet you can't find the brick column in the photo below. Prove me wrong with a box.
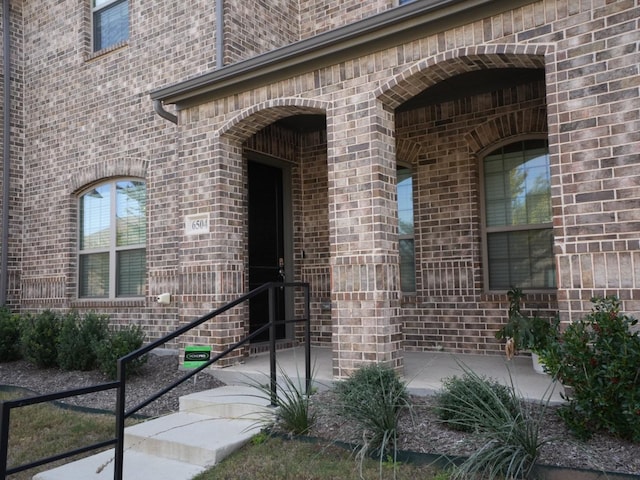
[176,133,246,366]
[327,100,403,378]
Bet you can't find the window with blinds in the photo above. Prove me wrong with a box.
[397,166,416,293]
[79,179,146,298]
[93,0,129,51]
[482,140,555,291]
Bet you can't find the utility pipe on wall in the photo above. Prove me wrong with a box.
[1,0,10,306]
[216,0,223,69]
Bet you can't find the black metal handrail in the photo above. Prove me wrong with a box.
[0,281,311,480]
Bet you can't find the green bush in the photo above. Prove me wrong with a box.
[57,312,109,371]
[95,324,147,379]
[0,307,22,362]
[539,296,640,441]
[435,372,517,432]
[20,310,62,368]
[334,363,409,459]
[443,364,552,480]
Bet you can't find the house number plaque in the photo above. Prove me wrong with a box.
[185,213,210,235]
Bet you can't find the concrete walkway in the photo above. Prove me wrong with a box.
[211,346,566,403]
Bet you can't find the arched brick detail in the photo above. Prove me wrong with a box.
[376,44,554,110]
[218,97,329,142]
[69,157,148,194]
[396,138,423,165]
[465,106,548,154]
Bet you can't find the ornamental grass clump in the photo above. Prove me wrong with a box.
[246,365,317,436]
[434,371,518,432]
[334,363,410,461]
[539,296,640,441]
[438,363,553,480]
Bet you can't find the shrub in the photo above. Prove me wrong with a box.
[94,324,147,379]
[57,312,109,371]
[20,310,62,368]
[334,363,409,460]
[539,296,640,441]
[0,307,22,362]
[247,365,317,435]
[495,287,559,355]
[435,372,517,432]
[444,364,553,480]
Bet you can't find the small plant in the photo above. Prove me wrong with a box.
[94,324,147,379]
[0,307,22,362]
[20,310,62,368]
[443,363,554,480]
[246,365,317,435]
[539,296,640,441]
[496,287,558,355]
[334,363,409,461]
[435,372,517,432]
[250,430,270,445]
[57,312,109,371]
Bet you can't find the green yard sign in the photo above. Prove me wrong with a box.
[183,345,212,369]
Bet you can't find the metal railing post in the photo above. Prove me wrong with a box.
[304,284,311,396]
[268,286,277,406]
[0,402,10,478]
[114,358,127,480]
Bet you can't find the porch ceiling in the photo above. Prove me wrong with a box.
[396,67,545,112]
[273,68,544,133]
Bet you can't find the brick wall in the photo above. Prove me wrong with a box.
[298,0,396,39]
[224,0,299,64]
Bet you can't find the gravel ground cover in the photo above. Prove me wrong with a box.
[1,354,638,476]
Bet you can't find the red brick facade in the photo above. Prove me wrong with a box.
[0,0,638,377]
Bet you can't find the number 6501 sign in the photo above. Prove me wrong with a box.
[185,213,210,235]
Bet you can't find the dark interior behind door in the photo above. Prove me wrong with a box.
[248,160,286,341]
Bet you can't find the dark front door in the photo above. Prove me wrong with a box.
[248,160,287,342]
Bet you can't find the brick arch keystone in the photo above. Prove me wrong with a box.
[218,97,329,142]
[376,44,554,111]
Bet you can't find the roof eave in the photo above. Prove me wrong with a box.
[150,0,534,109]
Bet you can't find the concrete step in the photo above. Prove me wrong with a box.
[123,412,260,466]
[33,385,273,480]
[32,449,206,480]
[179,385,274,419]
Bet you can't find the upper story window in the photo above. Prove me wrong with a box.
[482,139,555,291]
[93,0,129,51]
[397,166,416,293]
[79,179,146,298]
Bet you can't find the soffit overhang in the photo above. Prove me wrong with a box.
[150,0,536,110]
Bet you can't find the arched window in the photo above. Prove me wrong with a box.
[482,140,555,291]
[78,179,146,298]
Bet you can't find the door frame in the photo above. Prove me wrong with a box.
[246,150,295,342]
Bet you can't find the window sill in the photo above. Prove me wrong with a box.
[72,297,146,308]
[85,40,129,62]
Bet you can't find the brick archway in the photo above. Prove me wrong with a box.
[465,106,548,155]
[376,44,554,111]
[217,97,328,141]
